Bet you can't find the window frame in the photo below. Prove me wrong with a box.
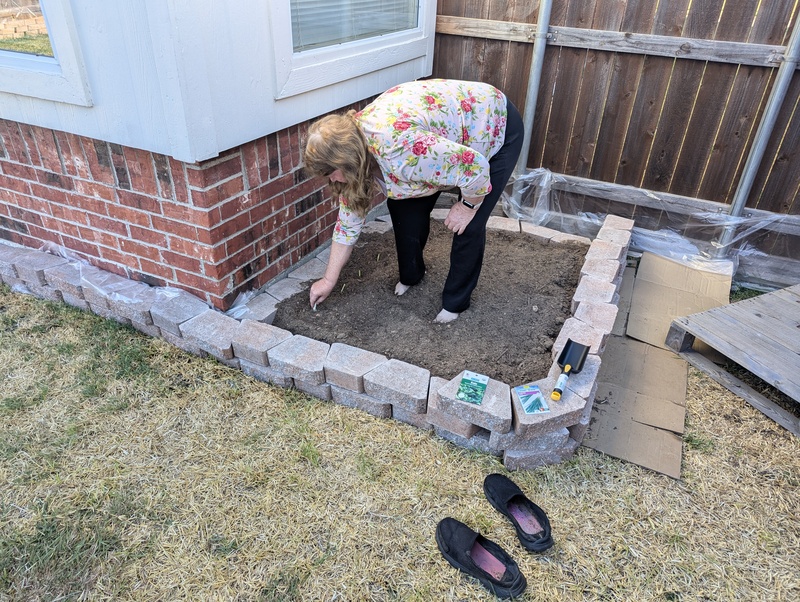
[0,0,92,106]
[268,0,434,100]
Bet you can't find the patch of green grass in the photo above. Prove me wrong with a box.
[1,384,49,413]
[729,285,766,303]
[683,432,715,453]
[299,440,321,466]
[207,534,240,556]
[0,33,53,56]
[259,568,309,602]
[356,449,380,480]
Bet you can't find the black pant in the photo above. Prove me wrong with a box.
[387,99,524,313]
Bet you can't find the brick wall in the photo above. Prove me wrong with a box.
[0,118,338,309]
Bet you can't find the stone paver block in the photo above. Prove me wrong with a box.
[546,354,601,401]
[363,359,430,413]
[108,281,159,324]
[263,278,305,302]
[571,276,618,313]
[431,208,450,221]
[179,309,240,360]
[503,438,579,470]
[512,383,588,438]
[433,426,502,457]
[487,216,520,233]
[44,261,84,297]
[13,250,68,286]
[316,246,331,263]
[363,220,393,234]
[585,239,625,262]
[392,406,432,431]
[426,376,480,439]
[331,385,392,418]
[551,232,591,246]
[161,329,208,357]
[62,291,89,310]
[294,379,332,401]
[27,283,63,302]
[268,335,330,384]
[580,258,621,283]
[131,320,161,338]
[596,228,632,247]
[231,319,292,366]
[567,398,596,443]
[574,302,619,335]
[602,215,635,231]
[324,343,387,392]
[239,358,292,387]
[437,372,512,434]
[521,222,556,243]
[552,317,607,358]
[506,427,569,453]
[232,291,280,324]
[0,243,34,279]
[287,258,327,282]
[88,302,132,325]
[151,289,210,336]
[81,268,133,309]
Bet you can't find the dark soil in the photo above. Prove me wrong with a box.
[274,220,586,385]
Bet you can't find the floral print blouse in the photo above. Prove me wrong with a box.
[332,79,508,245]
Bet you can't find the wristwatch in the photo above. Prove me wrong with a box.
[461,198,478,209]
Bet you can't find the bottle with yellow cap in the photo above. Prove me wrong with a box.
[551,339,589,401]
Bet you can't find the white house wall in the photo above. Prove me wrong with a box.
[0,0,434,163]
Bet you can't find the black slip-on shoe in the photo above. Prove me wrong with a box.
[483,473,554,552]
[435,517,527,599]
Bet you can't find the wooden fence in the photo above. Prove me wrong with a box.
[433,0,800,227]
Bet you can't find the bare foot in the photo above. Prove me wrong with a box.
[434,309,459,323]
[394,282,411,296]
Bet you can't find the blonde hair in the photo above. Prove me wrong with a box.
[304,111,377,217]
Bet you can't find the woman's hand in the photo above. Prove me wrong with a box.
[310,276,337,308]
[444,197,482,235]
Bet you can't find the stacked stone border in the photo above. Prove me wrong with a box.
[0,213,633,471]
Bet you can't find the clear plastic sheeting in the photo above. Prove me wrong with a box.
[224,289,259,319]
[502,168,797,285]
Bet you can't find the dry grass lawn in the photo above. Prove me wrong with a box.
[0,285,798,601]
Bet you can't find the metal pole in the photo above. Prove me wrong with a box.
[512,0,554,183]
[717,17,800,254]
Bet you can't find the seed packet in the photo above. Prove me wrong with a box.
[513,383,550,414]
[455,371,490,405]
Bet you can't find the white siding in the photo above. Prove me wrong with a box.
[0,0,435,163]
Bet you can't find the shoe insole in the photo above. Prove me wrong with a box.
[508,501,544,536]
[471,541,506,580]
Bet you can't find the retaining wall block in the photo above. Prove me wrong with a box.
[109,281,159,325]
[150,289,210,336]
[521,222,557,243]
[14,251,69,287]
[131,320,162,338]
[363,220,394,234]
[437,372,512,434]
[433,426,503,457]
[62,291,89,310]
[331,385,392,418]
[505,427,570,453]
[426,376,480,439]
[0,243,34,279]
[87,302,132,325]
[324,343,388,393]
[584,239,625,262]
[392,406,432,431]
[512,383,588,438]
[431,208,450,221]
[551,232,591,246]
[239,358,292,387]
[26,283,63,302]
[596,228,632,247]
[231,319,292,366]
[43,261,84,298]
[263,278,305,303]
[580,258,622,283]
[552,317,608,358]
[601,215,635,231]
[81,268,133,310]
[294,379,332,401]
[571,275,619,314]
[363,359,431,413]
[567,397,596,443]
[268,335,330,384]
[287,258,327,282]
[546,355,601,401]
[179,309,240,360]
[487,216,521,233]
[503,438,580,471]
[234,292,280,324]
[574,302,619,336]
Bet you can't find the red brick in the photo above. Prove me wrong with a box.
[88,214,129,237]
[189,176,245,208]
[108,143,131,190]
[127,224,166,247]
[49,202,89,225]
[2,161,37,181]
[168,236,217,263]
[42,215,80,239]
[161,200,213,227]
[53,131,91,179]
[291,125,303,168]
[60,234,100,258]
[18,125,42,167]
[67,193,110,217]
[215,194,252,223]
[124,147,159,197]
[162,250,201,274]
[10,192,49,216]
[0,121,29,163]
[85,140,116,185]
[34,169,74,190]
[174,269,227,297]
[208,210,251,242]
[0,173,31,195]
[242,141,260,188]
[168,157,189,203]
[111,205,152,228]
[31,126,62,173]
[118,189,161,214]
[151,215,207,244]
[73,179,115,202]
[99,245,128,265]
[152,153,173,199]
[277,129,293,174]
[8,204,44,227]
[78,226,120,250]
[265,133,280,180]
[139,257,175,281]
[119,238,161,262]
[29,182,68,206]
[186,155,242,189]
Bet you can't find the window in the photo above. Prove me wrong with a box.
[0,0,91,106]
[291,0,419,52]
[269,0,434,99]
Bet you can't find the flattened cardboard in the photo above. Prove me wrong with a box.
[584,336,688,478]
[626,253,732,350]
[612,266,636,336]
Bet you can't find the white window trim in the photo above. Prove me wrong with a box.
[268,0,435,100]
[0,0,91,106]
